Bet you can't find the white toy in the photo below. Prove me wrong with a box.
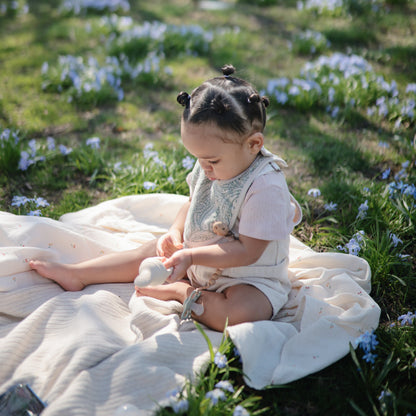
[134,257,173,287]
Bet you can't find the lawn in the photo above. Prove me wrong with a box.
[0,0,415,414]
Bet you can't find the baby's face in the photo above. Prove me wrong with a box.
[181,121,257,181]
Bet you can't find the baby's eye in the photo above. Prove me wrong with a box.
[208,160,219,165]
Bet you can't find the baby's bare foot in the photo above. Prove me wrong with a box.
[29,260,85,291]
[135,280,192,303]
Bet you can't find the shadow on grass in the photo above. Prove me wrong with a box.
[271,109,372,177]
[244,354,366,416]
[384,45,416,80]
[323,25,378,49]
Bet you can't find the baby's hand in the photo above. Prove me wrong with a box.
[156,231,183,258]
[157,230,183,257]
[163,249,192,282]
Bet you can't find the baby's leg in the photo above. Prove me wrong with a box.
[135,279,192,301]
[194,284,273,332]
[30,239,157,291]
[30,261,84,291]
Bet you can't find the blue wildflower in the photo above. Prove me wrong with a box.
[381,168,390,180]
[397,311,415,326]
[345,238,361,256]
[356,200,368,220]
[47,136,55,150]
[355,330,378,363]
[214,351,227,368]
[362,352,377,364]
[113,161,123,172]
[378,390,392,401]
[11,196,29,207]
[324,202,338,211]
[28,139,37,157]
[59,144,72,155]
[86,136,100,149]
[356,330,379,352]
[232,346,243,363]
[233,405,250,416]
[205,388,226,405]
[28,210,42,216]
[389,233,402,247]
[143,143,158,160]
[18,151,32,171]
[307,188,321,198]
[215,380,234,393]
[34,197,49,208]
[338,231,365,256]
[171,399,189,413]
[143,181,157,191]
[182,155,195,170]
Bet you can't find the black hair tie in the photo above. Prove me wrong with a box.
[177,91,191,107]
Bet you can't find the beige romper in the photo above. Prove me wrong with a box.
[184,147,301,318]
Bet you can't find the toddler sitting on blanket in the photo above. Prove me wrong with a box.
[30,65,301,332]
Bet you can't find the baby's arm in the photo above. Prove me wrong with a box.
[140,235,271,331]
[164,234,269,281]
[156,200,190,257]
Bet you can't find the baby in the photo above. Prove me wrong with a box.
[30,65,301,332]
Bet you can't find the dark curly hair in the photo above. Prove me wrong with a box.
[177,65,269,143]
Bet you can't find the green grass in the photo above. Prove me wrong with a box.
[1,0,415,414]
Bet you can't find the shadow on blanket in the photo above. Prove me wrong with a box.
[0,194,380,416]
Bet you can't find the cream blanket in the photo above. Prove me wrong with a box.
[0,193,380,415]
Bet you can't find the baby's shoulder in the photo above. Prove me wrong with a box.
[249,170,288,193]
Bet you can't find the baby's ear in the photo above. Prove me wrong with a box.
[247,132,264,154]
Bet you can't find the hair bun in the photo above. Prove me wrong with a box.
[221,64,235,77]
[177,91,190,107]
[248,93,260,104]
[261,96,270,108]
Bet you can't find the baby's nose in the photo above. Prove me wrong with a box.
[199,159,212,171]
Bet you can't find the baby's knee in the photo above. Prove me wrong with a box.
[224,285,272,324]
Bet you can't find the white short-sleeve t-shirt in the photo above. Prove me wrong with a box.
[238,170,300,241]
